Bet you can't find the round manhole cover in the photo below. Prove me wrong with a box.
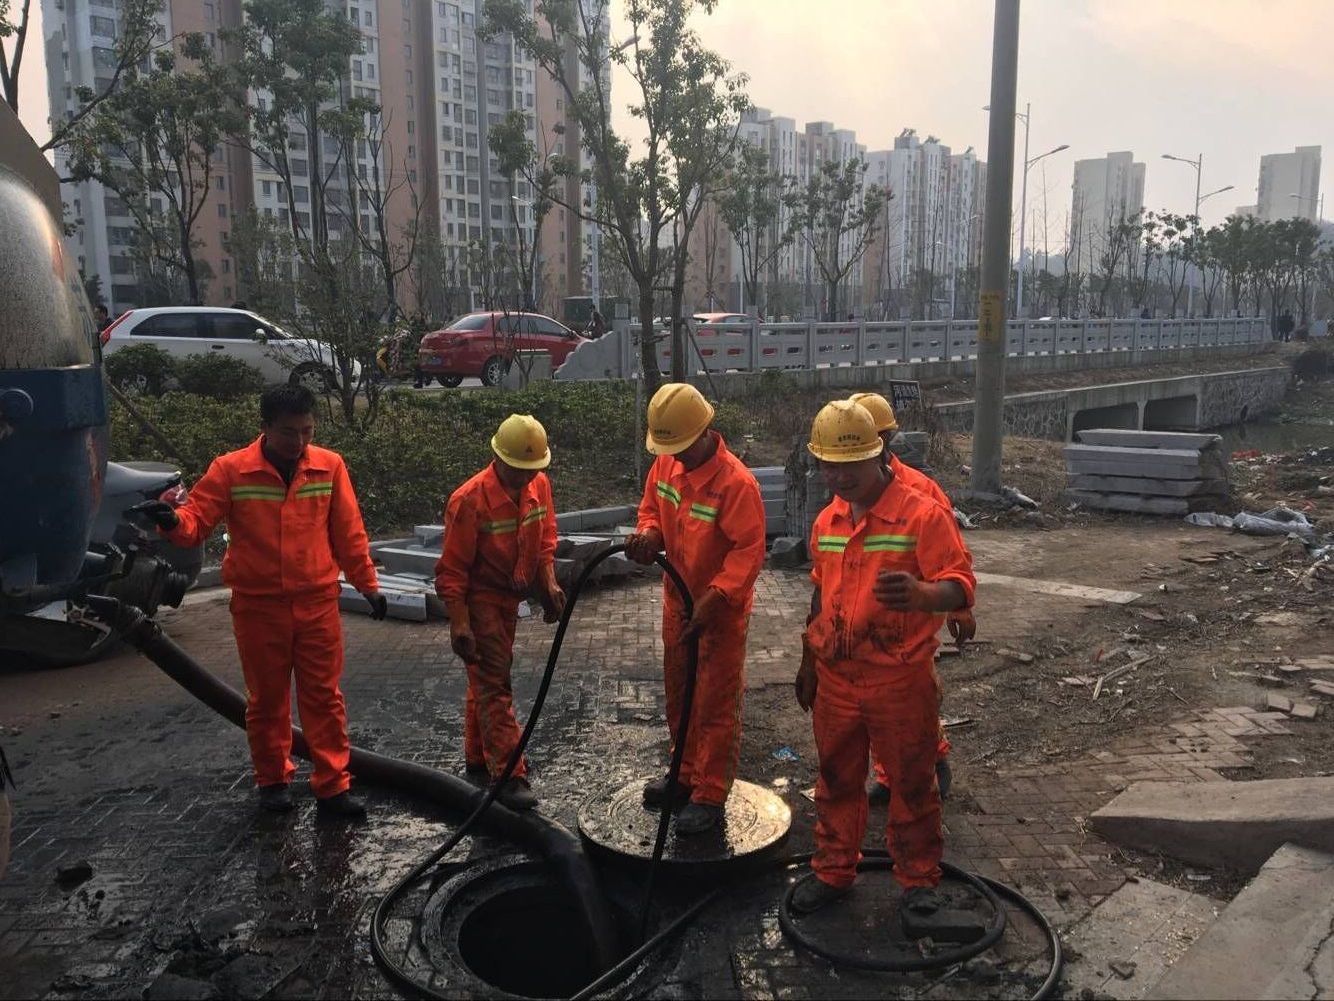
[578,777,791,872]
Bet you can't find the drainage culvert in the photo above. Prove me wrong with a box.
[420,856,672,1000]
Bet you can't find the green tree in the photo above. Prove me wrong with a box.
[64,37,241,305]
[485,0,746,390]
[717,145,790,316]
[223,0,405,427]
[489,109,559,312]
[783,157,886,321]
[3,0,162,153]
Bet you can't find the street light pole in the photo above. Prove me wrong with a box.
[1015,102,1030,317]
[970,0,1020,499]
[1163,152,1205,316]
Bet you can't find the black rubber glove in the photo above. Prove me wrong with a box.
[363,591,388,621]
[126,500,179,530]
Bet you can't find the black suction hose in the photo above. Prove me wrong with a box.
[84,584,630,976]
[359,544,697,999]
[90,554,1065,1001]
[573,851,1064,1001]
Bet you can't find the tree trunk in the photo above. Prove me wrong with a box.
[637,288,661,394]
[669,251,689,382]
[826,278,839,322]
[180,216,201,305]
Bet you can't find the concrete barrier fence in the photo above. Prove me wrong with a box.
[553,316,1268,382]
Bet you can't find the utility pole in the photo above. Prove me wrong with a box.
[970,0,1020,499]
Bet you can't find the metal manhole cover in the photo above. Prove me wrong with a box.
[578,777,791,872]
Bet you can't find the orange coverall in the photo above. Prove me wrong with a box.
[636,433,766,807]
[165,438,378,798]
[806,476,976,890]
[434,464,557,780]
[872,452,973,778]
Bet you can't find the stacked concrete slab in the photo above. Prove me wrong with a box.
[1065,429,1230,515]
[752,466,787,536]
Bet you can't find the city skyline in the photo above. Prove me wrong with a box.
[11,0,1331,292]
[604,0,1332,246]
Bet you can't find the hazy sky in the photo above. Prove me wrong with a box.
[15,0,1332,247]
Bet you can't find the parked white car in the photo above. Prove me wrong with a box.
[101,306,359,391]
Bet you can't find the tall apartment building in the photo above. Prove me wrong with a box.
[43,0,250,308]
[1069,151,1145,274]
[1255,145,1321,222]
[534,5,607,312]
[863,130,986,319]
[706,107,869,317]
[42,0,606,315]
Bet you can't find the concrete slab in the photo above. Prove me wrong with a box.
[1066,491,1228,515]
[1153,843,1334,1000]
[974,571,1141,605]
[377,545,438,577]
[1077,429,1222,450]
[338,583,427,622]
[1065,444,1211,465]
[1067,459,1208,481]
[1062,878,1219,1000]
[1090,777,1334,873]
[1069,474,1230,497]
[413,524,444,548]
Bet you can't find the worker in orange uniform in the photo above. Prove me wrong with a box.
[624,384,766,835]
[435,414,564,812]
[791,400,976,916]
[132,385,386,818]
[849,391,974,804]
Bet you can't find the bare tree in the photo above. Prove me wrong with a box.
[784,157,887,321]
[717,144,790,315]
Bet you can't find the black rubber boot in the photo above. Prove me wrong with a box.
[867,781,891,806]
[674,802,723,836]
[642,774,692,810]
[316,791,367,819]
[790,877,852,915]
[258,783,293,813]
[465,761,489,783]
[496,777,538,812]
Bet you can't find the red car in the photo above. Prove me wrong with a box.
[418,311,587,387]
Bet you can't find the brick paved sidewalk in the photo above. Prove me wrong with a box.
[0,571,1312,999]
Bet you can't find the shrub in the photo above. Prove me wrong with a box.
[173,353,267,400]
[1292,347,1329,381]
[103,343,176,396]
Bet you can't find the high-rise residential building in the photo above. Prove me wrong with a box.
[42,0,250,308]
[534,5,607,312]
[1254,145,1321,222]
[702,107,869,317]
[863,130,986,319]
[41,0,607,315]
[1069,151,1145,274]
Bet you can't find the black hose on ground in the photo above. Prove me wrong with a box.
[573,851,1063,1001]
[360,544,697,999]
[90,558,1066,1001]
[84,590,624,976]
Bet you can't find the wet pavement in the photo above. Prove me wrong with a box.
[1,549,1314,999]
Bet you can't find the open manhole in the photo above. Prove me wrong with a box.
[420,856,671,1000]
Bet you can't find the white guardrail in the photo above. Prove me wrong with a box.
[552,316,1269,381]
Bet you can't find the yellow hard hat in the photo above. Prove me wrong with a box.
[849,391,899,433]
[646,383,715,455]
[807,400,884,463]
[491,413,551,470]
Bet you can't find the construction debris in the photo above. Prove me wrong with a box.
[1064,429,1230,515]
